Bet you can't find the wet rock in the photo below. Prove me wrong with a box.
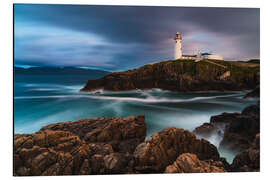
[219,103,260,151]
[165,153,226,173]
[41,115,146,153]
[104,153,128,173]
[244,86,260,99]
[230,134,260,172]
[193,123,215,136]
[194,102,260,153]
[14,115,146,176]
[133,127,220,173]
[193,122,226,140]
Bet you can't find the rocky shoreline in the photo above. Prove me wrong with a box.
[194,102,260,171]
[14,102,260,175]
[81,59,259,92]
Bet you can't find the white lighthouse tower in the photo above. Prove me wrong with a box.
[174,32,182,59]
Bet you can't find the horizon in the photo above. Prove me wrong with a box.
[14,58,260,72]
[14,4,260,71]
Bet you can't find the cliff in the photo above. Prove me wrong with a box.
[81,59,259,92]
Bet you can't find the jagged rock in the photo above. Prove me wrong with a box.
[41,115,146,153]
[104,153,129,173]
[193,102,260,172]
[16,112,260,175]
[242,102,260,117]
[80,60,259,92]
[244,86,260,99]
[14,115,146,176]
[193,122,226,140]
[14,130,86,176]
[194,103,260,153]
[165,153,226,173]
[193,123,215,136]
[230,134,260,172]
[133,127,220,173]
[219,103,259,151]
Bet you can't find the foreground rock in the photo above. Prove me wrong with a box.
[230,134,260,172]
[81,59,259,92]
[15,107,260,176]
[194,102,260,152]
[14,116,228,175]
[133,127,223,173]
[40,115,146,153]
[14,116,146,176]
[194,102,260,172]
[165,153,226,173]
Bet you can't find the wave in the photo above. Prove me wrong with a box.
[27,88,60,92]
[14,95,88,100]
[87,93,240,103]
[21,82,83,90]
[14,93,241,104]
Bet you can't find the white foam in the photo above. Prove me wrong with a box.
[14,93,240,104]
[87,93,239,103]
[88,89,104,94]
[14,95,87,100]
[28,88,60,92]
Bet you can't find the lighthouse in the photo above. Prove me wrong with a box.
[174,32,182,59]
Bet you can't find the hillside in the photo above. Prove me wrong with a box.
[81,59,260,92]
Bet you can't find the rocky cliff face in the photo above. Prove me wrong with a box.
[81,59,259,92]
[14,116,228,176]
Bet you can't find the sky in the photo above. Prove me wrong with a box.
[14,4,260,71]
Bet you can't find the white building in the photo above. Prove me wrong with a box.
[174,32,223,61]
[197,52,223,61]
[174,32,182,59]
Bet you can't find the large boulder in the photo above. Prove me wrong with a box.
[194,102,260,153]
[219,103,260,151]
[193,122,226,141]
[230,134,260,172]
[133,127,220,173]
[165,153,226,173]
[40,115,146,153]
[14,115,147,176]
[14,130,88,176]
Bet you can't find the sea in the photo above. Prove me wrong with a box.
[14,74,258,163]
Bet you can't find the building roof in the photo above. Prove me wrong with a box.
[183,55,197,57]
[201,53,212,55]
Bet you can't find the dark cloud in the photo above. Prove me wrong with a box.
[14,4,260,71]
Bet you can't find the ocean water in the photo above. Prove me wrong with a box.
[14,75,258,163]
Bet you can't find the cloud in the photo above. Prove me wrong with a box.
[14,4,260,71]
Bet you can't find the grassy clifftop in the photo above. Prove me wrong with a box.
[81,59,259,92]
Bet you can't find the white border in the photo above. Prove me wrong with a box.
[1,0,270,180]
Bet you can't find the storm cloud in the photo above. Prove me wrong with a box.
[14,4,260,71]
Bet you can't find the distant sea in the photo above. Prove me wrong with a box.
[14,74,258,163]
